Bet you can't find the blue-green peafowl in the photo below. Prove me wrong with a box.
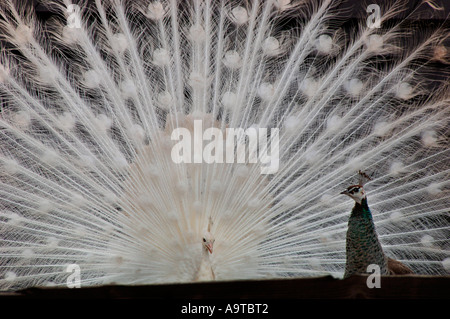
[341,171,414,278]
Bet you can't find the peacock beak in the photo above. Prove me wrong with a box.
[206,243,213,254]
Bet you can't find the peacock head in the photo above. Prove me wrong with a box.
[341,170,371,204]
[202,231,215,254]
[340,185,366,204]
[202,217,215,254]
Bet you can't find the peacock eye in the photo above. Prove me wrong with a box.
[203,238,206,242]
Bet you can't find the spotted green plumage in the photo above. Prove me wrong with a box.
[344,198,388,278]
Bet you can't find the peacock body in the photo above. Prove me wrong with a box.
[0,0,449,290]
[344,197,388,278]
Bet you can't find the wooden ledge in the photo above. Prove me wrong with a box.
[1,275,449,299]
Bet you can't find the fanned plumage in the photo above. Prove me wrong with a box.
[0,0,449,290]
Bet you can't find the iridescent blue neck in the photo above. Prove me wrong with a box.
[351,197,372,219]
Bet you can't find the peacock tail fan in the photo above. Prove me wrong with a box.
[0,0,449,290]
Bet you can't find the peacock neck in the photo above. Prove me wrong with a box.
[350,197,372,220]
[345,196,388,278]
[195,248,215,281]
